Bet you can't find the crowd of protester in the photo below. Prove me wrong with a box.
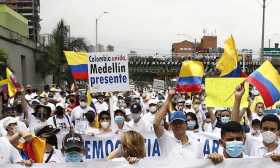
[0,83,279,166]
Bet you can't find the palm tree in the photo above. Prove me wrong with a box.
[43,19,90,86]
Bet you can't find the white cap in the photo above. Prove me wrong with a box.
[185,99,192,106]
[148,99,158,105]
[3,117,18,129]
[56,103,65,109]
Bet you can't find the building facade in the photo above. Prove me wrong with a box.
[0,0,40,42]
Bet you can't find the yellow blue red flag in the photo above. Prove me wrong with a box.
[64,51,88,80]
[176,61,204,93]
[247,61,280,107]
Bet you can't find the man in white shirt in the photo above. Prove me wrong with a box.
[232,84,280,161]
[94,94,108,114]
[71,95,95,134]
[0,116,28,137]
[39,94,56,113]
[153,89,204,159]
[142,98,159,131]
[48,103,72,133]
[207,121,247,164]
[128,103,152,133]
[251,102,265,121]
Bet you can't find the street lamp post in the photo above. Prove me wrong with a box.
[261,0,267,58]
[96,11,109,52]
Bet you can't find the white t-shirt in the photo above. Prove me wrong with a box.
[252,113,263,121]
[29,115,48,133]
[158,131,203,159]
[43,102,56,112]
[127,116,154,133]
[253,142,280,158]
[0,137,22,164]
[47,115,72,134]
[142,113,156,131]
[85,125,100,136]
[244,133,263,156]
[71,106,95,134]
[44,149,64,163]
[94,102,109,114]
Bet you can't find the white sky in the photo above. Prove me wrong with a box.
[40,0,280,54]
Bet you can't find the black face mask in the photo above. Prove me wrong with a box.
[56,109,64,116]
[26,90,31,94]
[70,99,75,103]
[15,104,23,114]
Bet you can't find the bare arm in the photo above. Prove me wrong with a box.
[232,84,245,122]
[153,88,175,138]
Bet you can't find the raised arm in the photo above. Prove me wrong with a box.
[232,84,245,122]
[153,88,176,138]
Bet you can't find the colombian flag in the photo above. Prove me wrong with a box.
[64,51,88,80]
[6,67,18,97]
[247,61,280,107]
[216,36,242,77]
[176,61,204,93]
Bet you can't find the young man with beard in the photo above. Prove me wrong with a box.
[232,84,280,161]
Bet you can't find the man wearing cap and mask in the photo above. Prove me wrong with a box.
[47,103,72,133]
[24,84,34,102]
[127,103,152,133]
[154,89,203,159]
[29,104,52,133]
[142,99,159,132]
[35,125,63,163]
[61,132,85,162]
[94,94,108,114]
[71,95,95,134]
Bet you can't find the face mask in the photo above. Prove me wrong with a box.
[252,129,261,136]
[221,116,231,124]
[225,140,244,158]
[262,131,277,144]
[80,101,87,108]
[56,109,64,116]
[130,113,141,121]
[114,116,125,125]
[187,121,196,129]
[65,151,83,162]
[70,99,75,103]
[149,106,157,113]
[101,121,110,129]
[40,99,47,104]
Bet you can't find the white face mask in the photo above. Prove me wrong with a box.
[149,106,157,113]
[80,101,87,108]
[262,131,277,144]
[130,113,141,121]
[101,121,110,129]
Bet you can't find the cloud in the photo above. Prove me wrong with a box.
[40,0,280,54]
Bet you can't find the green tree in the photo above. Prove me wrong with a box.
[43,19,90,86]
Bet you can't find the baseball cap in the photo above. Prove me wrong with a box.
[63,132,84,152]
[130,103,142,114]
[35,125,60,137]
[148,99,158,106]
[185,99,192,106]
[56,103,65,109]
[3,117,18,129]
[170,111,187,123]
[79,95,87,101]
[176,98,185,104]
